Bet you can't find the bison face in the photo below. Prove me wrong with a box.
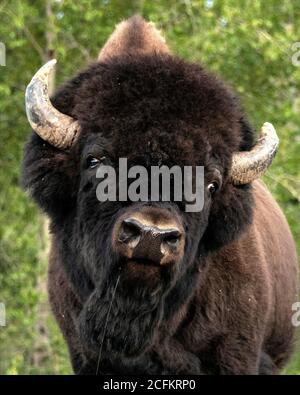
[73,128,218,359]
[23,18,278,362]
[76,129,217,286]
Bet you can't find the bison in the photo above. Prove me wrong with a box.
[22,16,298,374]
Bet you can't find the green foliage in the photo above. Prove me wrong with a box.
[0,0,299,374]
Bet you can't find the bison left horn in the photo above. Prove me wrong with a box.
[230,122,279,185]
[25,59,80,149]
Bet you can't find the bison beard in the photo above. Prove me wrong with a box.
[22,16,298,375]
[79,277,165,361]
[77,259,201,374]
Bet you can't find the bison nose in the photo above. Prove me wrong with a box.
[116,216,184,266]
[118,218,143,246]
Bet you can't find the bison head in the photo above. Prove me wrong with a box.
[22,16,278,367]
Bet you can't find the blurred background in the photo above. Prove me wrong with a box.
[0,0,299,374]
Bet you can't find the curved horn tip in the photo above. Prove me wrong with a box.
[229,122,279,185]
[25,59,80,149]
[43,58,57,73]
[26,59,57,98]
[32,58,57,81]
[261,122,279,142]
[45,58,57,67]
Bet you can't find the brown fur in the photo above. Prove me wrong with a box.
[22,16,298,374]
[98,15,170,62]
[48,181,298,374]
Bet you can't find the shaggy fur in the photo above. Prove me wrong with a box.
[22,17,298,375]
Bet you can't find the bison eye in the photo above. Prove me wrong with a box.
[86,156,103,169]
[208,181,219,195]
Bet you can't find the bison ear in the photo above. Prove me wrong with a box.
[98,15,170,61]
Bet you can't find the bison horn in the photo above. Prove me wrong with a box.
[230,122,279,185]
[25,59,80,149]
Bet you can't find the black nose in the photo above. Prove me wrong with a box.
[116,216,183,266]
[118,218,143,246]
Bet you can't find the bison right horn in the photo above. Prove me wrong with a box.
[230,122,279,185]
[25,59,81,149]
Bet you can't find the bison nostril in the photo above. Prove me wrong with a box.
[162,231,181,248]
[119,219,142,244]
